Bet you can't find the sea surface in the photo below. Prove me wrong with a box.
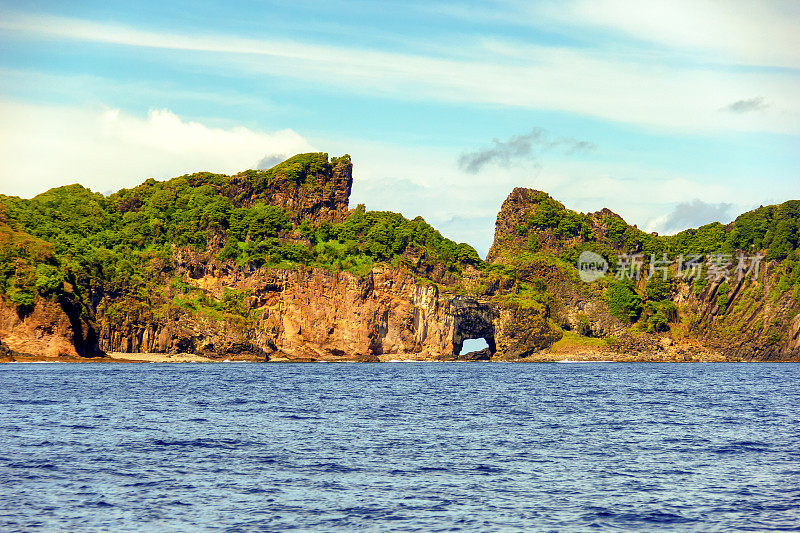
[1,362,798,532]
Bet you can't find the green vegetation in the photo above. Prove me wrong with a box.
[239,152,333,193]
[517,191,800,273]
[0,154,480,318]
[2,152,798,355]
[645,274,674,301]
[716,282,731,313]
[550,330,608,350]
[606,278,642,323]
[663,201,800,260]
[642,300,677,333]
[495,279,548,311]
[503,190,800,338]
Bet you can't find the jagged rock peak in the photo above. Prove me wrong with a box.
[486,187,634,263]
[224,152,353,222]
[486,188,558,262]
[589,207,626,223]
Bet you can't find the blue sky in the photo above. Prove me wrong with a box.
[0,0,798,256]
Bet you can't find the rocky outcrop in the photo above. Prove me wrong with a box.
[676,267,800,361]
[2,166,798,362]
[486,187,800,361]
[0,296,103,358]
[89,254,559,361]
[494,306,562,359]
[222,153,353,223]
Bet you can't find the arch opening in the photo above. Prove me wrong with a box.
[453,335,496,358]
[449,297,497,358]
[460,337,489,355]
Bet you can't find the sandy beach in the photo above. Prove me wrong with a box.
[107,352,221,363]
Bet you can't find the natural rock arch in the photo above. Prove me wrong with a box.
[449,297,497,356]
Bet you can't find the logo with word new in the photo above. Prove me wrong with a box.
[578,251,608,282]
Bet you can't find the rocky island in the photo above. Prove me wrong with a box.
[1,153,799,362]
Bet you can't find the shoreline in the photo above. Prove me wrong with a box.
[2,350,799,364]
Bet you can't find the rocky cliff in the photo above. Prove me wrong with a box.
[485,187,800,361]
[2,158,799,362]
[221,153,353,222]
[0,153,550,361]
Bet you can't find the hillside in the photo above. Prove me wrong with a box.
[0,154,484,360]
[487,188,800,360]
[1,154,798,361]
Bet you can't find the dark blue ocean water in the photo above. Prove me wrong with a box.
[1,363,798,532]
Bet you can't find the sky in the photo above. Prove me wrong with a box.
[0,0,798,257]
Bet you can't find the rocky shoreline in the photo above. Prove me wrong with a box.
[2,156,799,363]
[4,342,797,364]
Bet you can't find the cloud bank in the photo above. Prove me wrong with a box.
[653,199,734,234]
[0,101,312,197]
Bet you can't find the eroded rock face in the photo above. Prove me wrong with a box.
[223,154,353,223]
[486,187,800,361]
[676,271,800,361]
[78,254,559,361]
[84,261,454,360]
[449,297,497,355]
[5,178,797,362]
[495,306,562,359]
[0,297,103,358]
[487,188,629,262]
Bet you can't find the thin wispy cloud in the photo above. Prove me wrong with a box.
[1,12,798,134]
[532,0,800,68]
[458,129,596,174]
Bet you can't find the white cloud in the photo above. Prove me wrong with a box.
[320,134,779,255]
[0,101,313,197]
[646,199,733,235]
[544,0,800,68]
[1,12,798,134]
[0,99,792,255]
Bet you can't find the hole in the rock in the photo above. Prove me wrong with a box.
[460,338,489,355]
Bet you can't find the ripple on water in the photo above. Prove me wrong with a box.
[0,362,798,531]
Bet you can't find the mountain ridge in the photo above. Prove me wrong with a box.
[1,153,798,362]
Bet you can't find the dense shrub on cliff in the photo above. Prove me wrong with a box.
[509,190,666,261]
[502,191,800,342]
[0,207,60,307]
[506,189,800,273]
[308,206,480,270]
[606,279,643,323]
[0,153,481,315]
[660,202,800,260]
[244,152,335,191]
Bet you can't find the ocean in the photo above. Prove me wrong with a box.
[1,362,798,531]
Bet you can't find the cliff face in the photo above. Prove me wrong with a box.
[675,266,800,360]
[222,153,353,223]
[3,152,528,361]
[0,249,559,362]
[2,159,798,362]
[88,249,556,361]
[486,187,800,361]
[0,295,101,359]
